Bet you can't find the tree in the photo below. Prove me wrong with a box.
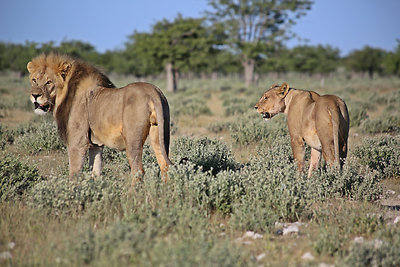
[346,46,386,78]
[383,39,400,76]
[207,0,313,86]
[126,15,219,92]
[288,45,340,74]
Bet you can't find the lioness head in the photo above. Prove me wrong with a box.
[27,54,71,115]
[254,82,290,121]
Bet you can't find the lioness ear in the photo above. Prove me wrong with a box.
[27,61,34,73]
[59,62,71,80]
[279,82,290,98]
[270,83,279,89]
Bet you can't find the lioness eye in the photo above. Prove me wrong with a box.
[264,96,268,100]
[46,81,52,85]
[32,78,36,83]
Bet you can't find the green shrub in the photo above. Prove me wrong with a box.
[0,153,42,201]
[229,113,288,146]
[353,135,400,178]
[312,159,382,201]
[0,125,15,149]
[169,92,212,118]
[27,173,126,214]
[314,226,346,256]
[348,105,368,127]
[171,137,239,175]
[15,121,65,154]
[340,228,400,267]
[361,115,400,134]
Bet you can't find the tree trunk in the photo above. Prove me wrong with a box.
[242,58,255,87]
[165,62,178,92]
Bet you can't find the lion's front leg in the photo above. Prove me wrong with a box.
[89,145,103,177]
[68,145,88,178]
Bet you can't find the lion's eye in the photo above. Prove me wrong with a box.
[32,78,36,83]
[45,81,52,85]
[264,96,268,100]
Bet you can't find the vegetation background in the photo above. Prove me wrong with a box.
[1,0,400,266]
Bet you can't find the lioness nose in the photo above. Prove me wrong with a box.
[254,105,258,109]
[32,94,41,100]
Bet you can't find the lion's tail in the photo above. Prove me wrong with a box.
[153,90,173,166]
[330,105,341,168]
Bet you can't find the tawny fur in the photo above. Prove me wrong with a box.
[254,82,349,177]
[27,53,172,185]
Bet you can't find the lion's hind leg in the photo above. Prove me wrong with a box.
[124,122,150,186]
[149,125,170,181]
[89,145,103,177]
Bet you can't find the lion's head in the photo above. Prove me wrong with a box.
[27,54,72,115]
[254,82,291,121]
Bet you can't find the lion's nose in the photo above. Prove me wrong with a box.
[254,105,258,110]
[32,94,41,100]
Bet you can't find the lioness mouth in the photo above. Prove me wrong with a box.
[262,113,271,119]
[34,102,50,112]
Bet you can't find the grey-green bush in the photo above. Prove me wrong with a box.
[15,121,65,154]
[0,153,42,201]
[171,137,239,175]
[229,113,288,146]
[353,135,400,178]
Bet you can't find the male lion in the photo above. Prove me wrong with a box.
[27,53,172,184]
[254,82,349,177]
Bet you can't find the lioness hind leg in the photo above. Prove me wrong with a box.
[149,125,170,181]
[290,136,306,173]
[308,148,321,178]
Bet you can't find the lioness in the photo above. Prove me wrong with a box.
[27,53,172,184]
[254,82,349,177]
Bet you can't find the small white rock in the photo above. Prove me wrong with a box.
[0,251,12,260]
[7,242,15,249]
[394,216,400,224]
[243,231,263,239]
[253,233,263,239]
[374,239,384,249]
[256,253,266,261]
[318,263,335,267]
[386,190,396,195]
[283,225,299,235]
[243,231,255,238]
[301,252,314,260]
[354,236,364,243]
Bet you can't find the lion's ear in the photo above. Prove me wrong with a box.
[27,61,34,73]
[279,82,290,98]
[59,62,71,80]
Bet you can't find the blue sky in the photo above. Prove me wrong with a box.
[0,0,399,56]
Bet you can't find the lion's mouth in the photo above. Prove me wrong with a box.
[34,102,50,113]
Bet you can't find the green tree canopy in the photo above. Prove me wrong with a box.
[383,40,400,76]
[207,0,313,86]
[346,46,386,78]
[126,14,221,91]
